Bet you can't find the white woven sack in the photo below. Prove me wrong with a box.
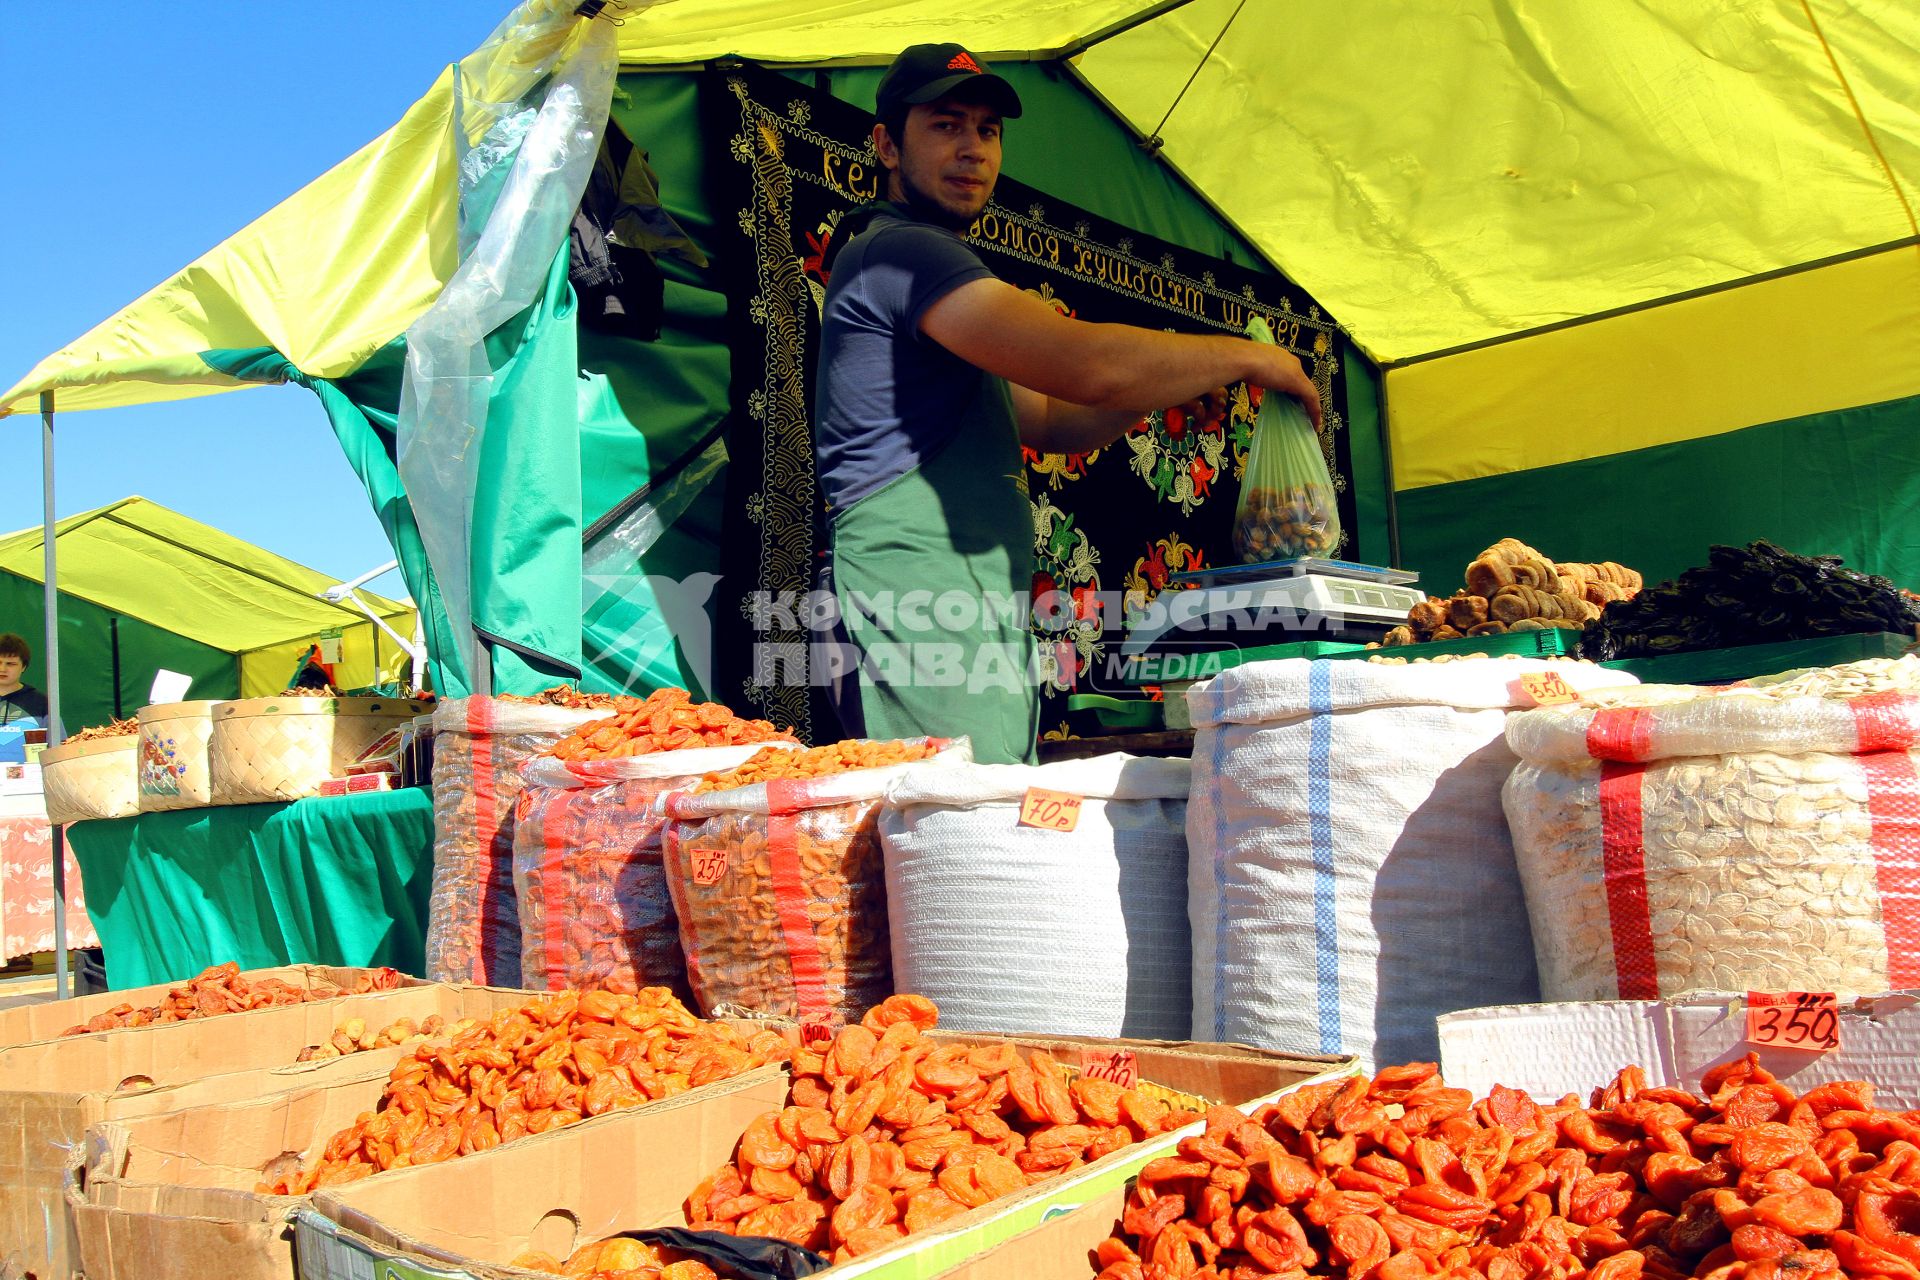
[880,754,1192,1040]
[1186,657,1638,1068]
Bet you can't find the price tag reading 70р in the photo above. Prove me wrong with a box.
[691,848,729,886]
[1018,787,1083,833]
[1746,991,1841,1052]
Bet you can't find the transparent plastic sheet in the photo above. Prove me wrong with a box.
[423,696,608,985]
[1505,655,1920,766]
[1232,316,1341,562]
[397,4,621,685]
[660,742,969,1023]
[510,743,782,995]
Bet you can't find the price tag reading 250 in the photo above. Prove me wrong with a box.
[691,848,729,886]
[1746,991,1841,1052]
[1019,788,1083,833]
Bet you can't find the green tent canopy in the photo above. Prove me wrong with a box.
[0,497,417,731]
[2,1,1914,698]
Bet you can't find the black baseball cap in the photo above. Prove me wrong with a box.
[875,43,1023,123]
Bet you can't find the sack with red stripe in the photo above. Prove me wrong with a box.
[424,697,613,986]
[511,742,797,996]
[1504,655,1920,1002]
[661,737,970,1023]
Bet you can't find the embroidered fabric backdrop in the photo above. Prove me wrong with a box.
[712,65,1353,743]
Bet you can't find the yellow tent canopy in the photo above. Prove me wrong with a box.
[5,0,1912,420]
[0,497,417,707]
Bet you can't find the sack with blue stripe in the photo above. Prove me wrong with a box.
[1185,657,1637,1066]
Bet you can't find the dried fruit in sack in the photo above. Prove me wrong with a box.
[691,738,943,793]
[1089,1053,1918,1280]
[668,806,893,1022]
[427,695,626,986]
[549,688,789,762]
[515,780,691,997]
[500,686,628,711]
[686,995,1203,1265]
[65,717,140,744]
[512,1237,718,1280]
[62,963,403,1036]
[260,988,791,1193]
[295,1013,480,1062]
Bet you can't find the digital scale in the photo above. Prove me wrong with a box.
[1121,557,1424,659]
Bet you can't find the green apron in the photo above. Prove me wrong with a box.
[830,374,1039,765]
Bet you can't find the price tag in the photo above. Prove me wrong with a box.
[1746,991,1841,1052]
[1517,672,1579,707]
[1080,1048,1140,1090]
[1019,787,1084,833]
[799,1019,834,1050]
[691,848,729,886]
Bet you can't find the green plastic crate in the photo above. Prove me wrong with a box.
[1600,631,1917,686]
[1119,638,1367,687]
[1327,626,1582,662]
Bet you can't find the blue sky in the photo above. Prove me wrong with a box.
[2,4,508,601]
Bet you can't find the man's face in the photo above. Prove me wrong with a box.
[0,655,22,686]
[877,96,1002,229]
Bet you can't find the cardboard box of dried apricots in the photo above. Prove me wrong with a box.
[291,1030,1355,1280]
[0,970,511,1280]
[62,1000,796,1280]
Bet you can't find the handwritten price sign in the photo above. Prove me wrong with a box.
[799,1020,835,1050]
[1517,672,1579,707]
[691,848,729,886]
[1746,991,1841,1052]
[1080,1048,1140,1090]
[1019,787,1084,833]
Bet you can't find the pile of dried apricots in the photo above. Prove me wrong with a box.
[548,688,789,762]
[1094,1054,1916,1280]
[684,994,1204,1264]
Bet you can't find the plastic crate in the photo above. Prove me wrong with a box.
[1600,631,1917,686]
[1331,626,1582,663]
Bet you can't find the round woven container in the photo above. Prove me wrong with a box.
[209,696,432,805]
[137,701,220,811]
[41,734,139,823]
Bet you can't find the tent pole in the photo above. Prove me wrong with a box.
[1379,374,1402,570]
[40,391,69,1002]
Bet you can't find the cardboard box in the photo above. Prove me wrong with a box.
[69,1059,789,1280]
[0,963,429,1048]
[929,1184,1129,1280]
[0,974,505,1280]
[296,1035,1353,1280]
[1437,991,1920,1106]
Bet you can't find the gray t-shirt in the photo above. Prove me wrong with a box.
[814,206,1000,514]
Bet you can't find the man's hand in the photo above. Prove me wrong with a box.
[1244,347,1323,429]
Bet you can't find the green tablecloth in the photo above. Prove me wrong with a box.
[66,789,434,989]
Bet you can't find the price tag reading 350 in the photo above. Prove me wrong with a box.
[1019,787,1083,833]
[1517,672,1579,707]
[1746,991,1841,1052]
[691,848,729,886]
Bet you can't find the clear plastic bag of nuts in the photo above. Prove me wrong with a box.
[659,739,970,1025]
[1232,316,1341,563]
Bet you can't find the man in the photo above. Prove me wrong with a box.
[0,633,49,727]
[813,44,1322,764]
